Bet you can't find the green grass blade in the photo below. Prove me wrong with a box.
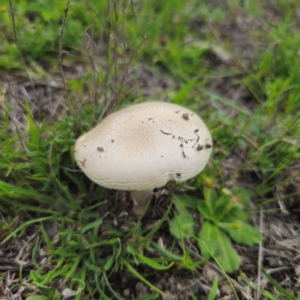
[262,268,296,300]
[124,261,165,296]
[207,277,219,300]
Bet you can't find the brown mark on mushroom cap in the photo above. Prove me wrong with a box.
[182,113,189,120]
[197,144,204,151]
[160,129,172,135]
[77,158,86,167]
[205,143,212,149]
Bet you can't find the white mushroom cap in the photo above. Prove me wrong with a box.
[74,102,212,191]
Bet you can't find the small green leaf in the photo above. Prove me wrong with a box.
[150,241,183,261]
[198,221,219,258]
[219,221,262,246]
[30,272,62,299]
[231,186,250,206]
[126,245,139,255]
[79,218,103,234]
[223,209,248,223]
[203,187,218,208]
[126,245,174,270]
[104,256,114,271]
[30,270,44,284]
[214,230,240,273]
[197,201,215,221]
[212,195,236,221]
[169,213,195,238]
[137,255,174,270]
[173,194,198,212]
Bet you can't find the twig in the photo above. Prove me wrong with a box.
[104,0,113,106]
[60,166,82,173]
[8,0,40,116]
[128,34,147,67]
[98,34,147,122]
[266,266,293,275]
[275,177,289,215]
[84,27,98,125]
[123,0,133,53]
[87,2,113,121]
[59,0,74,115]
[87,1,146,124]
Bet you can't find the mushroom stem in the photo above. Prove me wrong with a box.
[130,190,153,215]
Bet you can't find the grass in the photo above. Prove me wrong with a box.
[1,0,300,299]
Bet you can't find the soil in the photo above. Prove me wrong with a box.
[1,185,300,299]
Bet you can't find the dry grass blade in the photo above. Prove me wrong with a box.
[59,0,74,117]
[8,0,39,116]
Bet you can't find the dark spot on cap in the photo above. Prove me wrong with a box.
[197,144,204,151]
[111,140,114,143]
[78,159,86,167]
[97,147,104,152]
[195,129,199,133]
[182,113,189,121]
[176,173,181,177]
[161,130,172,135]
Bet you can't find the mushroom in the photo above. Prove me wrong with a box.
[74,102,212,214]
